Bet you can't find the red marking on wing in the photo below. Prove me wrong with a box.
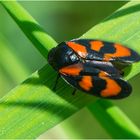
[59,63,83,76]
[66,41,88,58]
[90,41,104,52]
[104,43,131,61]
[99,71,121,97]
[79,76,93,91]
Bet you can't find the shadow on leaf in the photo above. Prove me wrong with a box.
[103,3,140,22]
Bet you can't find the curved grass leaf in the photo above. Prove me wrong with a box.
[1,1,57,59]
[0,1,140,139]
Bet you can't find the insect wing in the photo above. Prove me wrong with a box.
[66,39,140,63]
[61,74,132,99]
[59,62,132,99]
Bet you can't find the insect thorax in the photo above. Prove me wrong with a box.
[48,42,79,70]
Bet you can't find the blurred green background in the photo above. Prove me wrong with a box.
[0,1,140,139]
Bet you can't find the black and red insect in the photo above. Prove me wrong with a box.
[48,39,140,99]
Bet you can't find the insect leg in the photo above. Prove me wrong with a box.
[53,73,60,90]
[72,88,77,95]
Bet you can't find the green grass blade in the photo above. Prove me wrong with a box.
[87,100,140,138]
[0,65,95,139]
[0,1,140,139]
[0,35,30,83]
[0,35,30,97]
[0,1,57,59]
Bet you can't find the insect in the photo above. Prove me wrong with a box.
[48,39,140,99]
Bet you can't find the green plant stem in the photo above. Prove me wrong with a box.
[87,100,140,138]
[0,1,57,59]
